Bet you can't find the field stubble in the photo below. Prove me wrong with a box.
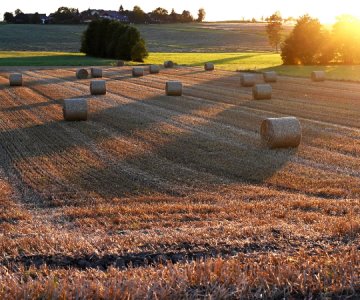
[0,66,359,298]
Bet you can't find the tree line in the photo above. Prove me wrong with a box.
[3,5,206,24]
[124,6,205,23]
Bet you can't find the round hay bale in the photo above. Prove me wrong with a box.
[263,71,277,83]
[164,61,174,68]
[166,81,182,96]
[149,65,160,74]
[76,69,89,79]
[117,60,125,67]
[91,68,102,78]
[9,73,22,86]
[253,84,272,100]
[311,71,326,82]
[132,67,144,77]
[204,63,215,71]
[63,98,88,121]
[90,80,106,95]
[240,73,256,87]
[260,117,302,149]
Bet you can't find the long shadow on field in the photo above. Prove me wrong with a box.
[26,70,126,88]
[1,68,129,91]
[0,72,78,93]
[22,68,142,92]
[187,54,260,67]
[0,55,114,67]
[0,99,63,113]
[0,91,217,205]
[25,75,77,87]
[0,70,296,206]
[60,74,296,201]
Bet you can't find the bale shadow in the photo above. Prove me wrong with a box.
[25,75,77,87]
[187,54,261,67]
[60,86,295,200]
[0,55,114,67]
[0,100,63,113]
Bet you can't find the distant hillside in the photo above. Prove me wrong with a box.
[0,23,292,53]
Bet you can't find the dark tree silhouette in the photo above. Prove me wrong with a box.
[151,7,169,23]
[170,9,178,22]
[30,12,42,24]
[197,8,206,22]
[181,10,193,23]
[133,5,148,23]
[52,7,80,24]
[3,12,15,23]
[14,9,23,16]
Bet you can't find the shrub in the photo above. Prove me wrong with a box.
[81,19,148,61]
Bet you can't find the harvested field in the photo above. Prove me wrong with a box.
[0,66,359,298]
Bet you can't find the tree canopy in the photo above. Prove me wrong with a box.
[81,19,148,62]
[197,8,206,22]
[266,11,283,52]
[281,14,360,65]
[332,15,360,64]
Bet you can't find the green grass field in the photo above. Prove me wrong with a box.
[264,64,360,81]
[2,51,360,81]
[0,51,114,66]
[0,51,282,70]
[143,52,281,70]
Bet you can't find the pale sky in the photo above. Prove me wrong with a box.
[1,0,360,23]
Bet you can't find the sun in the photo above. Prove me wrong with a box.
[305,0,360,24]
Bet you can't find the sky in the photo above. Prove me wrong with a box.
[1,0,360,23]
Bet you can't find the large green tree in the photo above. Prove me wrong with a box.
[81,19,148,61]
[281,15,333,65]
